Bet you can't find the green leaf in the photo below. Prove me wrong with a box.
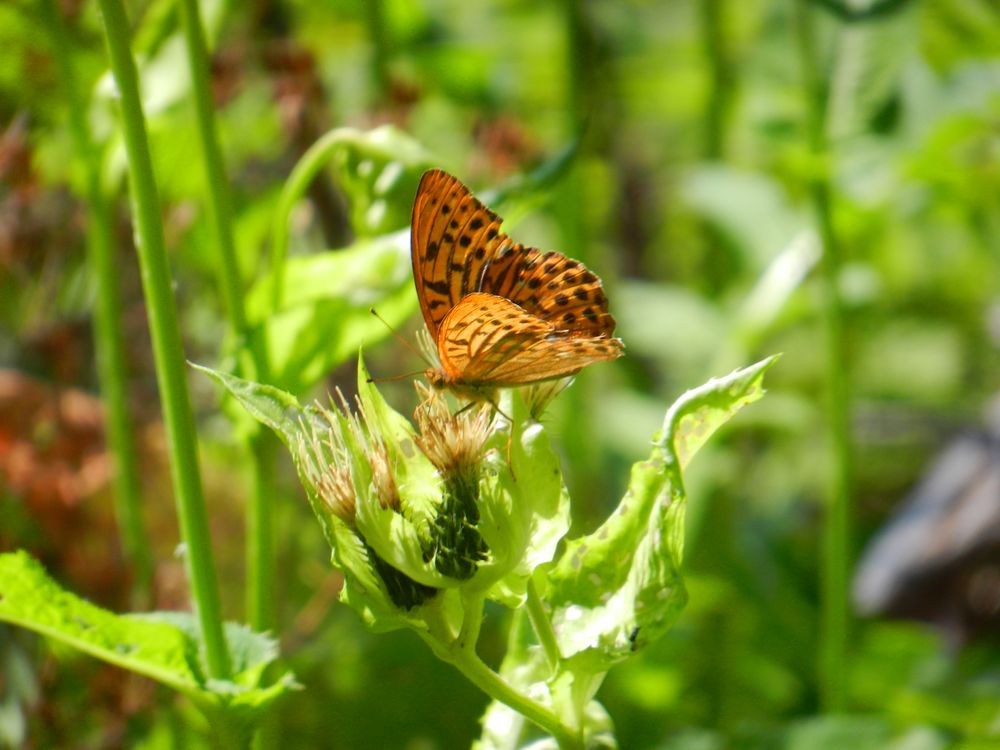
[325,125,435,238]
[784,716,934,750]
[667,355,780,472]
[191,364,302,446]
[477,141,580,225]
[538,356,779,672]
[137,611,276,679]
[0,551,201,695]
[0,551,294,724]
[479,390,571,606]
[614,281,726,367]
[247,232,417,396]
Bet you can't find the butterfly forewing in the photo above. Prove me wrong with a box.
[411,170,507,340]
[480,246,616,337]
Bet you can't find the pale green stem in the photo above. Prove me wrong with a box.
[176,0,245,336]
[448,649,581,750]
[419,608,581,750]
[700,0,733,159]
[96,0,231,679]
[364,0,391,97]
[268,127,380,312]
[457,591,485,649]
[526,578,561,674]
[245,438,275,631]
[793,0,851,712]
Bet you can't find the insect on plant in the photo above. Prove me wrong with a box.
[410,169,625,401]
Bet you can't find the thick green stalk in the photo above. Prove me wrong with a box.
[175,0,276,632]
[793,0,851,712]
[420,621,581,749]
[457,591,486,650]
[41,0,153,602]
[562,0,595,139]
[96,0,231,679]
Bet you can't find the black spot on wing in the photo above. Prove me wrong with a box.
[424,279,451,296]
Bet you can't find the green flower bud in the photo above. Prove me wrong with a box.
[292,396,439,612]
[414,384,493,580]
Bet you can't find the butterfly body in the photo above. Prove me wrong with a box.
[412,170,624,394]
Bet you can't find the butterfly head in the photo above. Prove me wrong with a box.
[425,367,450,390]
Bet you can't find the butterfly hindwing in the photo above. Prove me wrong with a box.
[437,293,624,386]
[479,246,616,337]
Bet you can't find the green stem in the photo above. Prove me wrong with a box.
[450,650,581,750]
[245,437,275,630]
[793,0,851,712]
[562,0,592,137]
[364,0,391,97]
[526,578,561,674]
[701,0,732,159]
[41,0,153,603]
[422,629,580,748]
[175,0,277,633]
[96,0,231,679]
[176,0,245,337]
[419,609,581,749]
[457,591,485,649]
[269,127,367,312]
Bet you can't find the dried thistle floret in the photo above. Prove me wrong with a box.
[295,401,357,524]
[414,383,493,479]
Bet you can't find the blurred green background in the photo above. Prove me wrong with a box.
[3,0,1000,747]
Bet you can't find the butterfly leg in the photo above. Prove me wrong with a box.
[478,396,518,480]
[454,399,479,417]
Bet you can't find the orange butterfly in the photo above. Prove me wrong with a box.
[411,169,624,398]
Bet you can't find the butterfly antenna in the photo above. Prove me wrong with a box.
[366,370,428,384]
[368,307,432,366]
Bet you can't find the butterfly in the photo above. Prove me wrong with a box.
[411,169,624,399]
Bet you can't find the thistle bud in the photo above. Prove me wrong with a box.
[414,384,494,580]
[291,392,440,613]
[294,404,357,525]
